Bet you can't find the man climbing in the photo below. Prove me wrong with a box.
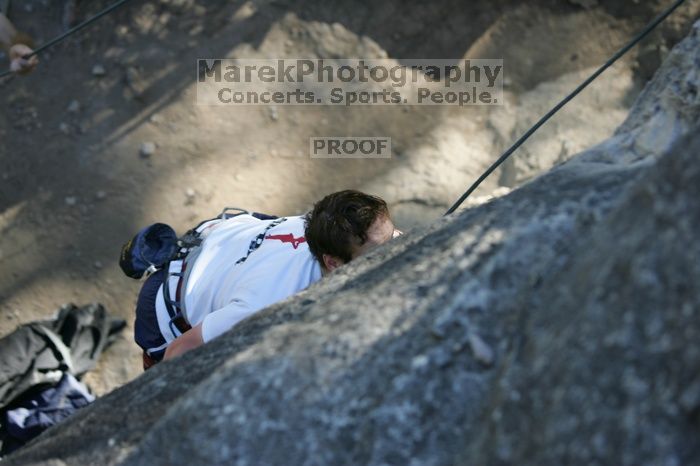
[0,12,38,75]
[134,190,401,368]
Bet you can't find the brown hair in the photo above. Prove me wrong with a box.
[304,190,389,264]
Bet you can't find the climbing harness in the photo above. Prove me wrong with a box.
[444,0,688,215]
[156,208,283,336]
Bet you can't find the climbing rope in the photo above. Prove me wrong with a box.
[444,0,687,216]
[1,0,689,214]
[0,0,135,79]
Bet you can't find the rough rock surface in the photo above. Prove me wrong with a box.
[3,0,699,394]
[6,19,700,466]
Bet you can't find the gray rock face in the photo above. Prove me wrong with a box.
[6,20,700,466]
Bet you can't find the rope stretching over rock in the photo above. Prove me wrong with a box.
[444,0,688,215]
[0,0,688,218]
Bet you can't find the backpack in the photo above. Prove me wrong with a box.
[118,223,178,279]
[118,208,280,279]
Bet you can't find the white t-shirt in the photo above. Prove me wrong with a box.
[155,215,321,343]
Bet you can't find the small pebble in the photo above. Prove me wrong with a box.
[59,122,70,134]
[411,354,429,370]
[65,196,77,206]
[67,100,81,113]
[94,261,103,269]
[468,332,495,367]
[96,190,107,200]
[140,142,156,158]
[92,64,107,77]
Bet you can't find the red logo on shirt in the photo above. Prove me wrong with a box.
[266,233,306,249]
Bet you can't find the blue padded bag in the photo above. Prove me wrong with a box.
[119,223,178,279]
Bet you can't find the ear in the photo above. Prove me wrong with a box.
[322,254,345,272]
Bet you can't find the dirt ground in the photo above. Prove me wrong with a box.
[0,0,698,395]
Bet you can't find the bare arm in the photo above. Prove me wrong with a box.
[164,299,255,360]
[163,323,204,360]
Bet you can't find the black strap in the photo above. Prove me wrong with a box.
[176,218,221,255]
[162,216,287,332]
[235,217,287,265]
[175,208,269,254]
[162,270,191,335]
[162,272,181,320]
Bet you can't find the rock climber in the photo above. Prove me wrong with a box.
[133,190,402,369]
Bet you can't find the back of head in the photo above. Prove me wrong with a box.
[305,190,389,265]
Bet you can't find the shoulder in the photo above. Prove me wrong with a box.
[279,215,308,231]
